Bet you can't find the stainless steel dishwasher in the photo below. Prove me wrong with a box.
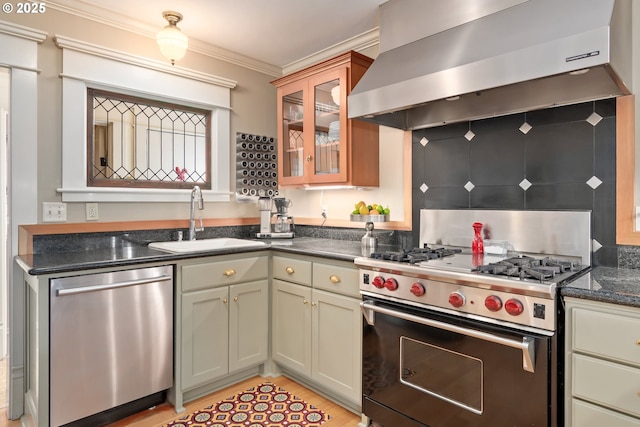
[50,265,174,427]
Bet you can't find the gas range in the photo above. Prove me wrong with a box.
[356,248,588,332]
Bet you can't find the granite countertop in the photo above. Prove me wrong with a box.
[16,236,640,308]
[561,266,640,308]
[17,237,400,276]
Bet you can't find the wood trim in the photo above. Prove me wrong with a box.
[295,129,413,232]
[616,95,640,245]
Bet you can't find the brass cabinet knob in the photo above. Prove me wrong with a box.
[306,155,313,162]
[303,299,308,305]
[234,296,238,302]
[311,302,317,307]
[329,274,341,284]
[223,298,228,304]
[223,269,236,277]
[285,267,295,274]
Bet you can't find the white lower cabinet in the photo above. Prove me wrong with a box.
[565,297,640,426]
[271,254,362,409]
[177,254,269,405]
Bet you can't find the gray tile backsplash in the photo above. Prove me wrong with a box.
[412,98,623,267]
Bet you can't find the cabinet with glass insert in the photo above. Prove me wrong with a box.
[272,51,379,187]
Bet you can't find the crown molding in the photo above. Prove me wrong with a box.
[0,20,47,43]
[282,27,380,75]
[45,1,379,78]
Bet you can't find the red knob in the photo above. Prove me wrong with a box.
[372,276,385,289]
[505,299,524,316]
[484,295,503,312]
[448,291,465,308]
[410,282,426,297]
[384,278,399,291]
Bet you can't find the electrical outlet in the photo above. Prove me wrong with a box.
[321,205,328,218]
[86,203,99,221]
[42,202,67,222]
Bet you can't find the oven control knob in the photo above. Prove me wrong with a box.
[410,282,426,297]
[384,278,399,291]
[372,276,385,289]
[448,291,465,308]
[505,298,524,316]
[484,295,503,312]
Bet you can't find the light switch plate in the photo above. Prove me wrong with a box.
[43,202,67,222]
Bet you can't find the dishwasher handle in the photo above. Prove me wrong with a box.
[56,274,173,296]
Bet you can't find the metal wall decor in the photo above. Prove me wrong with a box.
[236,132,278,197]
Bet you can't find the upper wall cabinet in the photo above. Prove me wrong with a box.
[272,51,379,188]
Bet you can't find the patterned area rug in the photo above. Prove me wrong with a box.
[163,382,331,427]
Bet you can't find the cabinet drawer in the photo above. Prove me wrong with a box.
[572,399,640,427]
[313,262,359,298]
[573,353,640,418]
[573,307,640,367]
[272,256,311,286]
[182,256,268,292]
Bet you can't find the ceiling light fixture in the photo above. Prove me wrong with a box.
[156,11,188,66]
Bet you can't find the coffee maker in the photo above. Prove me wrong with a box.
[256,197,295,239]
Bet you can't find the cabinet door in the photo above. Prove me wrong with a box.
[181,287,229,390]
[272,279,312,376]
[308,67,348,184]
[229,280,268,373]
[312,289,362,404]
[277,79,308,186]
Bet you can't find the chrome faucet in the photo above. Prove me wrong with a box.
[189,185,204,240]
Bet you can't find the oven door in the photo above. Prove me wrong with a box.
[361,296,556,427]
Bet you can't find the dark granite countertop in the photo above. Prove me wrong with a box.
[16,237,400,276]
[17,235,640,309]
[560,266,640,308]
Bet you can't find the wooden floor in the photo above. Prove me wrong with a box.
[0,375,361,427]
[107,375,361,427]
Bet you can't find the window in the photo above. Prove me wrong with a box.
[56,35,236,203]
[88,89,211,189]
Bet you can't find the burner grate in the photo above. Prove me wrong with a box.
[370,246,461,264]
[473,256,580,282]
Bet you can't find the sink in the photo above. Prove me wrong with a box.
[148,238,267,253]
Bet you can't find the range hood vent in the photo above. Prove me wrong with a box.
[348,0,632,130]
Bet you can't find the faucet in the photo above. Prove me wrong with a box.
[189,185,204,240]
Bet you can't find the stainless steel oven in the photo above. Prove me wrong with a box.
[361,295,556,426]
[356,209,592,427]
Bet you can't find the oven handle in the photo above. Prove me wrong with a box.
[361,300,536,373]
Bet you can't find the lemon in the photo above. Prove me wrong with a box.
[359,205,370,215]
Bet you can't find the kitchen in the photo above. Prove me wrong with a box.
[2,0,640,426]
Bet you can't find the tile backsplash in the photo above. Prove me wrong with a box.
[412,99,618,267]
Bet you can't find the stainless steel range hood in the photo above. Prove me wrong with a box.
[348,0,632,130]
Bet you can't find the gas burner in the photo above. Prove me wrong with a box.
[473,256,581,282]
[370,246,462,264]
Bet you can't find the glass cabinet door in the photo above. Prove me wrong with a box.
[279,82,306,182]
[309,68,347,183]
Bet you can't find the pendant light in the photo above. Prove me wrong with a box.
[156,11,188,65]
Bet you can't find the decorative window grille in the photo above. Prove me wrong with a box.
[88,88,211,189]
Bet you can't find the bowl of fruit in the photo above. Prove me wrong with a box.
[350,201,390,222]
